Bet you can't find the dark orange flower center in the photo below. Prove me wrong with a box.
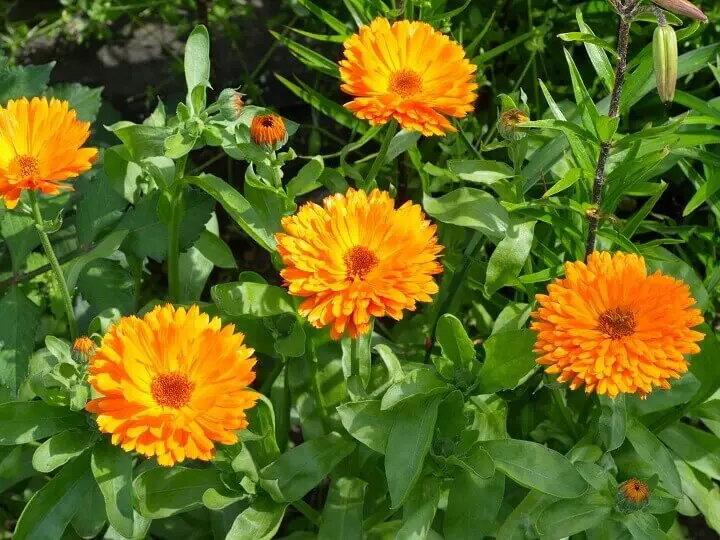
[13,155,39,180]
[389,69,422,98]
[598,308,636,339]
[151,372,194,408]
[622,479,649,503]
[344,246,379,279]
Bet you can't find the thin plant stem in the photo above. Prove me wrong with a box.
[425,231,484,363]
[28,191,78,339]
[167,185,184,302]
[585,12,632,259]
[363,121,398,189]
[550,386,581,440]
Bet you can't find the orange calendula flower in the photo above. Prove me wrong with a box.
[531,252,704,398]
[339,17,477,136]
[276,188,443,339]
[0,97,97,208]
[73,336,96,355]
[250,113,287,148]
[86,304,259,466]
[616,478,650,512]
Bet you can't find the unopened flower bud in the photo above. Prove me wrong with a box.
[653,23,678,104]
[218,88,245,120]
[498,108,530,141]
[615,478,651,513]
[73,336,96,356]
[650,0,708,23]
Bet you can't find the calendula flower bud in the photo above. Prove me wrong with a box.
[653,23,678,104]
[217,88,245,120]
[498,108,530,141]
[616,478,651,513]
[650,0,708,23]
[72,336,96,358]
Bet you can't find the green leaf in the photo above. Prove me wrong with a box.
[574,12,613,91]
[184,25,210,112]
[91,439,135,539]
[1,211,39,272]
[194,229,236,269]
[674,460,720,534]
[244,395,281,468]
[598,394,626,452]
[134,466,223,519]
[520,118,597,143]
[103,146,142,203]
[274,319,306,358]
[386,130,421,162]
[272,31,340,78]
[448,159,515,190]
[293,0,349,36]
[47,83,103,123]
[496,490,555,540]
[0,61,54,103]
[448,443,495,479]
[482,439,587,498]
[187,173,276,252]
[595,114,620,142]
[106,122,170,161]
[477,329,537,393]
[337,400,393,454]
[70,480,106,539]
[63,230,129,290]
[75,173,128,244]
[78,259,136,314]
[0,288,41,396]
[13,451,95,540]
[318,477,366,540]
[423,188,509,242]
[385,396,441,508]
[557,32,617,57]
[485,219,536,294]
[212,281,294,318]
[287,156,324,199]
[0,446,36,494]
[444,472,505,540]
[0,400,87,445]
[621,512,670,540]
[436,314,476,370]
[381,368,450,410]
[686,324,720,407]
[32,430,97,473]
[226,493,287,540]
[260,432,356,503]
[177,247,213,302]
[626,417,682,498]
[543,168,583,199]
[659,423,720,481]
[536,497,612,539]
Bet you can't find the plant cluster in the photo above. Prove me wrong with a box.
[0,1,719,539]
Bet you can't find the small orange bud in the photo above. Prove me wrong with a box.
[250,113,288,148]
[73,336,96,355]
[616,478,650,512]
[498,108,530,141]
[218,88,245,120]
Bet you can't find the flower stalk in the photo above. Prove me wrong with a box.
[364,120,398,189]
[167,184,184,303]
[28,191,78,339]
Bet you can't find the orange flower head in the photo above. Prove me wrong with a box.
[616,478,650,512]
[276,189,443,339]
[0,97,98,208]
[339,17,478,136]
[250,113,287,148]
[531,252,704,398]
[73,336,96,355]
[86,304,259,466]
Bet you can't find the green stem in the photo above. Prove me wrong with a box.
[455,119,483,159]
[425,230,483,363]
[363,121,398,189]
[167,185,184,302]
[28,191,78,339]
[550,386,580,440]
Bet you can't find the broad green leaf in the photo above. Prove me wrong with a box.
[686,324,720,408]
[477,329,536,393]
[386,130,421,162]
[341,326,372,388]
[260,432,355,503]
[47,83,103,123]
[0,62,54,103]
[482,439,587,498]
[243,395,281,468]
[621,512,670,540]
[226,494,287,540]
[0,401,87,444]
[103,146,142,203]
[64,230,129,290]
[78,259,136,314]
[134,466,223,519]
[318,477,366,540]
[70,480,106,539]
[184,25,210,111]
[543,168,583,198]
[187,173,276,251]
[212,282,294,318]
[496,489,555,540]
[0,446,36,494]
[536,497,612,539]
[598,394,626,451]
[448,443,495,479]
[75,173,127,244]
[337,400,393,454]
[32,429,97,473]
[385,396,441,508]
[105,122,170,161]
[381,368,451,410]
[423,188,509,242]
[177,247,213,302]
[91,439,135,539]
[195,229,236,269]
[1,211,38,272]
[674,460,720,533]
[398,492,438,540]
[287,156,324,199]
[448,159,515,188]
[626,417,682,498]
[659,423,720,481]
[0,288,41,396]
[436,314,475,370]
[444,471,504,540]
[485,219,536,294]
[13,451,95,540]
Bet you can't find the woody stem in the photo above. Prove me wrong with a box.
[28,191,78,339]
